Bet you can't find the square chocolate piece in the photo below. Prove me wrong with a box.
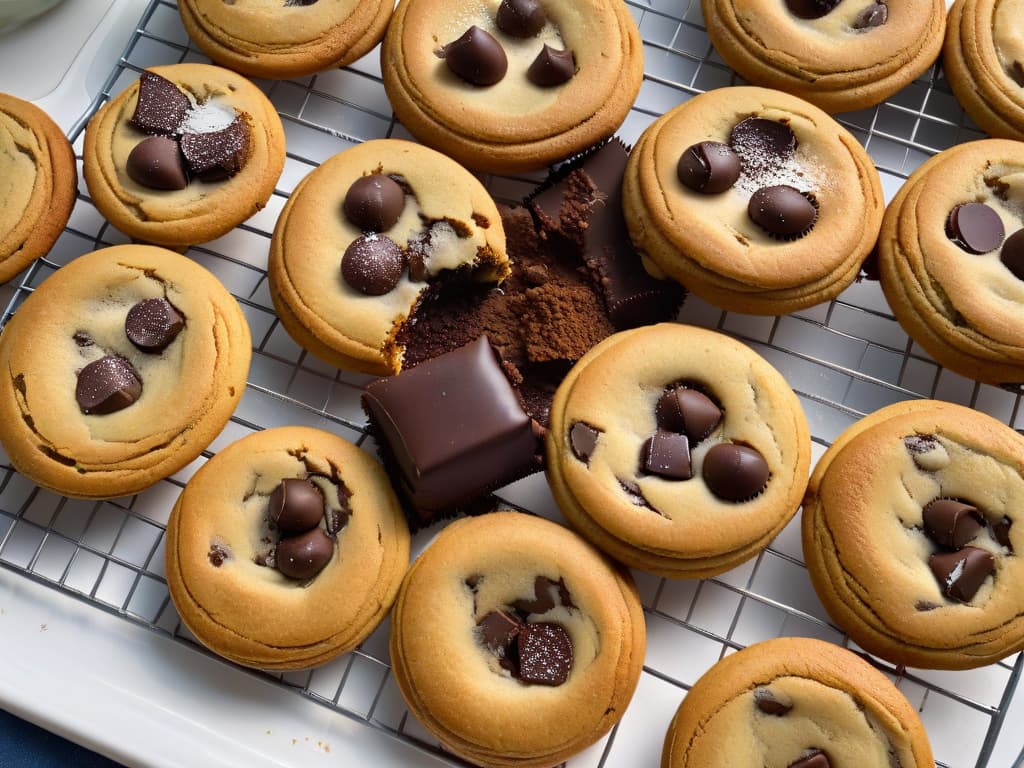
[363,336,539,515]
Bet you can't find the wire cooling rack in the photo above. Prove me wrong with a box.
[1,1,1022,766]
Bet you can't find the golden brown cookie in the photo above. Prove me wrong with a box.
[878,139,1024,384]
[623,87,883,315]
[381,0,643,173]
[268,138,507,375]
[0,93,76,284]
[662,637,935,768]
[178,0,393,80]
[389,511,645,768]
[0,244,250,499]
[702,0,946,113]
[944,0,1024,141]
[546,323,811,579]
[83,64,285,247]
[166,426,410,670]
[803,400,1024,670]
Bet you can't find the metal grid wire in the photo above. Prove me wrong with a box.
[0,1,1022,766]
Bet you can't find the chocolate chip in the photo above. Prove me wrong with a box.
[569,421,601,463]
[513,575,560,615]
[923,499,984,550]
[784,0,840,18]
[929,546,995,603]
[656,386,722,442]
[126,136,188,191]
[76,355,143,415]
[852,2,888,29]
[275,527,334,580]
[788,751,831,768]
[125,298,184,353]
[754,689,793,716]
[946,203,1005,254]
[1009,61,1024,88]
[1000,229,1024,280]
[677,141,741,195]
[325,506,350,536]
[517,623,573,686]
[641,431,692,480]
[702,443,769,501]
[130,71,190,135]
[341,235,404,295]
[268,478,325,534]
[343,174,405,232]
[478,610,523,656]
[527,45,575,87]
[729,117,797,178]
[284,0,319,5]
[993,516,1013,550]
[748,185,817,239]
[180,115,251,180]
[73,332,94,347]
[496,0,546,37]
[442,26,507,86]
[904,434,938,454]
[208,543,230,567]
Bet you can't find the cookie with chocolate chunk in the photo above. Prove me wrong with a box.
[547,323,811,578]
[623,87,884,315]
[878,139,1024,384]
[0,94,76,284]
[380,0,643,172]
[0,244,250,499]
[83,64,285,247]
[803,400,1024,669]
[703,0,944,113]
[389,511,644,768]
[166,426,409,669]
[179,0,393,79]
[662,637,934,768]
[944,0,1024,141]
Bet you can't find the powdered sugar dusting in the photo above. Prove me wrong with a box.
[180,100,236,134]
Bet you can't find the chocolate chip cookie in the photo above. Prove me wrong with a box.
[179,0,393,79]
[662,637,934,768]
[878,139,1024,384]
[803,400,1024,669]
[944,0,1024,141]
[703,0,946,113]
[166,426,409,670]
[623,87,884,315]
[0,94,76,284]
[547,323,811,579]
[0,244,250,499]
[83,64,285,247]
[389,511,645,768]
[380,0,643,173]
[268,138,508,375]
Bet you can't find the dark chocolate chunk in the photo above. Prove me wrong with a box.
[180,115,251,180]
[268,478,325,534]
[569,421,601,463]
[496,0,546,37]
[362,336,539,513]
[641,431,692,480]
[275,527,334,580]
[788,751,831,768]
[130,71,190,135]
[748,185,817,239]
[343,174,405,232]
[517,623,573,685]
[852,2,888,29]
[904,434,938,455]
[527,45,575,87]
[341,234,405,295]
[922,499,984,550]
[76,355,143,415]
[126,136,188,191]
[656,386,722,442]
[677,141,741,194]
[754,688,793,716]
[702,443,770,501]
[993,515,1013,550]
[512,575,568,615]
[125,298,185,353]
[478,610,523,656]
[946,202,1005,254]
[929,546,995,603]
[442,26,508,86]
[784,0,840,18]
[208,543,229,567]
[729,117,797,178]
[1000,229,1024,280]
[1009,61,1024,88]
[73,332,94,347]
